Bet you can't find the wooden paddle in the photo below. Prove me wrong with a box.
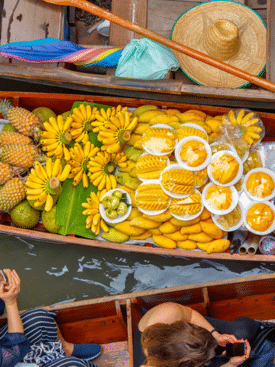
[42,0,275,93]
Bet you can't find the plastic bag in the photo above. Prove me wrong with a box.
[115,38,180,79]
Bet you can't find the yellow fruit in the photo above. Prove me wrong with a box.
[101,228,129,243]
[130,216,160,229]
[134,123,150,135]
[246,172,275,199]
[206,186,232,210]
[200,221,224,239]
[115,221,145,236]
[169,192,202,216]
[164,231,188,241]
[207,239,231,254]
[129,231,152,240]
[143,210,172,222]
[177,240,197,249]
[136,183,170,211]
[127,207,143,221]
[136,154,168,180]
[200,207,211,221]
[161,168,195,194]
[149,115,179,126]
[133,105,159,117]
[216,205,242,230]
[188,232,213,242]
[246,203,275,232]
[165,109,181,116]
[170,217,200,227]
[176,125,208,141]
[159,222,179,234]
[138,110,166,123]
[142,127,176,153]
[180,223,202,234]
[180,140,208,167]
[149,228,162,235]
[205,119,221,133]
[211,154,239,184]
[177,112,205,122]
[153,235,177,249]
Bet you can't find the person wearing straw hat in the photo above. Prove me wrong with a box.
[170,0,266,88]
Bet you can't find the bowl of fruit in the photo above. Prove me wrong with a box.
[99,189,132,224]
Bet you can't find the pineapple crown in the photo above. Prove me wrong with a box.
[0,99,13,119]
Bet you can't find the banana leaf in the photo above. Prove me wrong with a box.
[55,179,98,239]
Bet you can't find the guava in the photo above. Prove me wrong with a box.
[10,200,40,229]
[41,205,61,234]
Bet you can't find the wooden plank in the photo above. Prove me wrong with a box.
[210,292,275,321]
[109,0,148,47]
[126,299,134,367]
[93,341,130,367]
[266,0,275,82]
[58,315,128,344]
[1,0,64,44]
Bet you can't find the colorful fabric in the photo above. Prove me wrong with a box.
[0,38,123,68]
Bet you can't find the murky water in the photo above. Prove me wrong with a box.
[1,233,275,310]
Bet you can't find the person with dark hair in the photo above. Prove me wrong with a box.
[134,302,256,367]
[0,269,101,367]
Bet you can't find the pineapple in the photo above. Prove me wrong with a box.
[0,99,43,140]
[0,177,26,211]
[0,162,25,185]
[0,144,44,168]
[0,131,33,145]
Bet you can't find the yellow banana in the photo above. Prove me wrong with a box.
[101,219,109,232]
[46,158,53,178]
[57,115,64,131]
[44,122,58,134]
[241,112,255,125]
[236,109,245,124]
[45,194,54,212]
[79,104,87,120]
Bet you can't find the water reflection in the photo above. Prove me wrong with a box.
[0,233,275,309]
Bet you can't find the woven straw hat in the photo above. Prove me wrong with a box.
[171,0,266,88]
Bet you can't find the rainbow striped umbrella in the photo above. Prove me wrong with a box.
[0,38,123,68]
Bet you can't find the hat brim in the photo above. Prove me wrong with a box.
[170,0,266,88]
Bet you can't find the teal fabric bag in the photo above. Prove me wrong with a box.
[115,38,180,80]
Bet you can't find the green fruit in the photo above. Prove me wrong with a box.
[112,190,123,199]
[101,196,110,209]
[41,205,61,234]
[2,122,18,132]
[117,202,127,216]
[106,209,118,220]
[132,105,158,117]
[10,200,40,229]
[61,111,72,120]
[28,195,58,211]
[108,196,120,210]
[32,107,56,123]
[101,228,129,243]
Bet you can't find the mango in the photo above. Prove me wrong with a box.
[188,232,213,242]
[207,239,231,254]
[153,234,177,249]
[164,231,188,241]
[143,210,172,222]
[177,240,197,249]
[159,222,179,234]
[130,216,160,230]
[180,223,202,234]
[115,221,145,236]
[133,105,158,117]
[101,228,129,243]
[129,231,151,240]
[138,110,166,123]
[200,221,224,239]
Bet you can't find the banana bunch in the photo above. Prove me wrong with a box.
[223,109,263,147]
[88,151,127,191]
[82,190,109,235]
[70,104,99,144]
[91,106,139,153]
[67,141,100,188]
[25,158,71,211]
[40,115,72,160]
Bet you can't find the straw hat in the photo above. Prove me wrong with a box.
[171,0,266,88]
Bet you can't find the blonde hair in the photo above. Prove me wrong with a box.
[141,320,217,367]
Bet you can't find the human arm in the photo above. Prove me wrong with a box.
[0,269,23,333]
[220,339,251,367]
[190,309,237,346]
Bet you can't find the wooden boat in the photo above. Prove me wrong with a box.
[1,0,275,109]
[1,272,275,366]
[1,91,275,262]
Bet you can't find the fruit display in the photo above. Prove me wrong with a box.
[205,185,232,211]
[178,138,210,168]
[246,203,275,233]
[161,167,195,195]
[209,153,241,185]
[1,98,275,256]
[100,189,130,221]
[245,170,275,199]
[142,127,176,154]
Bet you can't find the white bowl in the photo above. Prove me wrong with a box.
[202,182,239,215]
[142,124,177,156]
[99,189,132,224]
[207,150,243,187]
[160,163,195,199]
[212,203,244,232]
[243,167,275,202]
[169,189,204,221]
[244,201,275,236]
[135,179,170,215]
[175,136,212,171]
